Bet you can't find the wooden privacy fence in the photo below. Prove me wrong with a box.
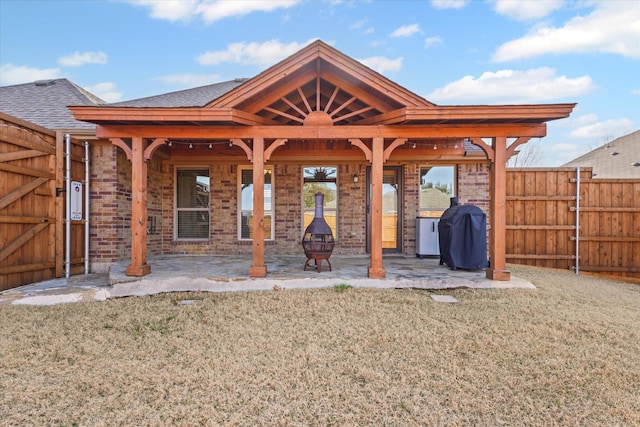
[506,167,640,280]
[0,113,86,291]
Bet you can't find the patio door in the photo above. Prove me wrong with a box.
[366,166,402,253]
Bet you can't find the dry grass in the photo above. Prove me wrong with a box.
[1,265,639,426]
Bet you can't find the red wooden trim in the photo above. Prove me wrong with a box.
[96,123,549,139]
[349,138,372,162]
[506,137,532,160]
[110,138,132,161]
[264,139,287,162]
[143,138,166,162]
[471,137,494,162]
[383,138,407,162]
[231,138,253,162]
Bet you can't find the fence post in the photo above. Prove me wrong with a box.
[575,167,580,274]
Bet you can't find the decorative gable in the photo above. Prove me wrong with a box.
[207,40,434,126]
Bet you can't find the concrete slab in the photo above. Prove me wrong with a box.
[0,255,535,306]
[431,295,459,303]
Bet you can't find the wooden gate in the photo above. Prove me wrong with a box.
[506,167,640,280]
[0,113,86,291]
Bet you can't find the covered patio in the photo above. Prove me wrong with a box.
[70,40,574,282]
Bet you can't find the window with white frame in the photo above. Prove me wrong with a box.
[175,168,210,240]
[419,166,455,217]
[239,166,274,240]
[303,166,337,237]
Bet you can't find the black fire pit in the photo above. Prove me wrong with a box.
[302,192,335,272]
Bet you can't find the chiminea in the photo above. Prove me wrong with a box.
[302,192,335,272]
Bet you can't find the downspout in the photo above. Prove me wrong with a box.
[575,166,580,274]
[64,133,71,279]
[84,141,90,275]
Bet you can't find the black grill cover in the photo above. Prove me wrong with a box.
[438,204,488,270]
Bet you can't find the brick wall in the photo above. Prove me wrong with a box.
[457,162,490,214]
[89,157,492,268]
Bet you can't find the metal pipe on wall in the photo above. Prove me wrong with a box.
[84,141,90,275]
[64,133,71,279]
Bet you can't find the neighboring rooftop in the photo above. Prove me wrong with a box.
[112,78,250,107]
[563,130,640,178]
[0,79,105,130]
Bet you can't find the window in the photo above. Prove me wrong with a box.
[239,166,274,240]
[303,166,337,237]
[419,166,455,217]
[175,168,210,240]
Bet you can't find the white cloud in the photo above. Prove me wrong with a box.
[154,73,222,87]
[490,0,564,21]
[84,82,122,103]
[425,36,443,47]
[350,19,367,30]
[550,142,579,152]
[197,39,317,66]
[123,0,299,24]
[568,118,635,139]
[492,2,640,62]
[427,67,594,104]
[58,51,108,67]
[430,0,468,9]
[391,24,421,38]
[0,64,61,85]
[631,88,640,95]
[358,56,403,74]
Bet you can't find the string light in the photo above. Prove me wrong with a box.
[433,144,438,150]
[188,143,193,149]
[412,142,417,149]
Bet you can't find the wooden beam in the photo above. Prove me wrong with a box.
[96,123,549,139]
[249,137,267,277]
[349,138,372,162]
[0,223,48,263]
[0,177,48,210]
[383,138,407,162]
[111,138,132,161]
[369,137,385,278]
[486,136,510,281]
[231,138,253,162]
[0,149,47,162]
[264,139,287,162]
[143,138,166,162]
[125,137,151,276]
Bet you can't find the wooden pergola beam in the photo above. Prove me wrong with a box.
[95,123,548,139]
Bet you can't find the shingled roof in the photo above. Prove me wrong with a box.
[112,78,250,107]
[563,130,640,178]
[0,78,105,130]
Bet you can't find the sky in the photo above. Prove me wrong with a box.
[1,0,638,166]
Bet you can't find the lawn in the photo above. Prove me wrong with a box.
[1,265,638,426]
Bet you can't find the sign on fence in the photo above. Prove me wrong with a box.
[71,181,82,220]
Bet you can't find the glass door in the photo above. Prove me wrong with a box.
[366,166,402,253]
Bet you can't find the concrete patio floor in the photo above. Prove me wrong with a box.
[0,254,535,306]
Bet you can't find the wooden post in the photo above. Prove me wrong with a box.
[369,137,385,278]
[486,136,510,281]
[249,137,267,277]
[126,137,151,276]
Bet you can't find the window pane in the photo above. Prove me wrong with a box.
[419,166,455,217]
[177,169,209,208]
[177,211,209,239]
[239,167,273,240]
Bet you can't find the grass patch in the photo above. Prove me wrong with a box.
[0,266,638,425]
[333,283,353,292]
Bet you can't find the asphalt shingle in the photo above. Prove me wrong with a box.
[0,79,105,130]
